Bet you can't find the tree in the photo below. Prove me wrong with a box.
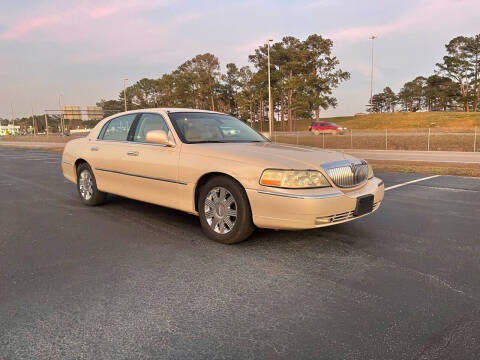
[191,53,221,111]
[370,93,386,112]
[464,34,480,111]
[170,53,221,110]
[424,75,458,111]
[130,78,162,108]
[235,66,255,123]
[396,77,426,111]
[96,99,123,116]
[368,87,396,113]
[218,63,241,116]
[96,35,350,127]
[397,81,415,111]
[382,87,397,112]
[249,35,349,131]
[436,36,476,112]
[303,34,350,121]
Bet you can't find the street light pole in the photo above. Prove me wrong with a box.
[59,94,64,134]
[44,114,49,135]
[267,38,273,137]
[10,103,14,135]
[369,35,376,112]
[31,105,37,135]
[123,78,128,112]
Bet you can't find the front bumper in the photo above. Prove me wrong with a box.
[61,160,76,183]
[246,177,384,230]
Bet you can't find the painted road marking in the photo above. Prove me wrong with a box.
[385,175,441,191]
[0,156,60,160]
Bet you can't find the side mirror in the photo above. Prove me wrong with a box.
[145,130,175,146]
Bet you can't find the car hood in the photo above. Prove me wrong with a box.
[183,142,357,170]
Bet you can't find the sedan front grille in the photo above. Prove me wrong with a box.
[323,160,369,188]
[315,201,381,225]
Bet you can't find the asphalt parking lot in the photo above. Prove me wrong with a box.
[1,148,480,359]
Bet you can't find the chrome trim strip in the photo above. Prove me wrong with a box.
[95,139,129,143]
[95,139,171,147]
[95,168,187,185]
[62,161,73,165]
[257,190,343,199]
[131,141,169,147]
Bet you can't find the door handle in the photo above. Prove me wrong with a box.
[91,146,98,151]
[127,151,139,156]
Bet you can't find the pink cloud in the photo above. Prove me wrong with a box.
[327,0,478,43]
[89,6,119,19]
[0,15,62,40]
[0,0,166,41]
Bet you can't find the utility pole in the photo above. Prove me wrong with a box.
[59,94,64,134]
[31,105,37,135]
[123,78,128,112]
[369,35,377,112]
[267,38,274,137]
[10,103,15,135]
[44,114,49,135]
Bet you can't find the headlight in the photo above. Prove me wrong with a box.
[260,169,331,188]
[368,163,374,179]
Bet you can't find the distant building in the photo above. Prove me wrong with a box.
[0,124,21,136]
[70,128,90,134]
[87,106,104,121]
[63,106,81,121]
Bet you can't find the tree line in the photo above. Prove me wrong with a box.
[97,34,350,131]
[370,34,480,113]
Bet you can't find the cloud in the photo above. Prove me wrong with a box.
[305,0,334,8]
[234,34,278,56]
[327,0,478,44]
[0,0,170,41]
[0,15,62,40]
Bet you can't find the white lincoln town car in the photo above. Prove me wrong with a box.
[62,108,384,244]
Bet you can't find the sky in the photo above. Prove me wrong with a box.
[1,0,479,119]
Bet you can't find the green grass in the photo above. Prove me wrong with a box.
[254,112,480,132]
[370,160,480,178]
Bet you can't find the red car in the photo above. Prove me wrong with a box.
[309,122,345,135]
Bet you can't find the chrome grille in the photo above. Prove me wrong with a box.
[323,160,369,188]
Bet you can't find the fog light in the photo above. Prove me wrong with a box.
[315,217,331,225]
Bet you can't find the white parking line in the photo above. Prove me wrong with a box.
[385,175,440,191]
[0,156,60,160]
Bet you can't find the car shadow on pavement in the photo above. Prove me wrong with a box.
[99,194,369,253]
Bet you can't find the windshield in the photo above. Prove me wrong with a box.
[168,112,268,144]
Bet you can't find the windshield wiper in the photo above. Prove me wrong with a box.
[188,140,227,144]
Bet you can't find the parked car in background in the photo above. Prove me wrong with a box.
[62,109,383,244]
[309,122,346,135]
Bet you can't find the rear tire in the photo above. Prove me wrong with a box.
[76,163,107,206]
[198,176,255,244]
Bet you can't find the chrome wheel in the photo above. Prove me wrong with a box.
[204,187,237,234]
[79,169,93,201]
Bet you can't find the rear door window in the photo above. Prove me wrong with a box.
[100,114,136,141]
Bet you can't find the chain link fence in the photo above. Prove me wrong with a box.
[271,127,478,152]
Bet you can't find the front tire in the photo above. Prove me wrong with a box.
[198,176,255,244]
[76,163,107,206]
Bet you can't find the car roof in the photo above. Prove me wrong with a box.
[119,108,226,115]
[89,108,227,140]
